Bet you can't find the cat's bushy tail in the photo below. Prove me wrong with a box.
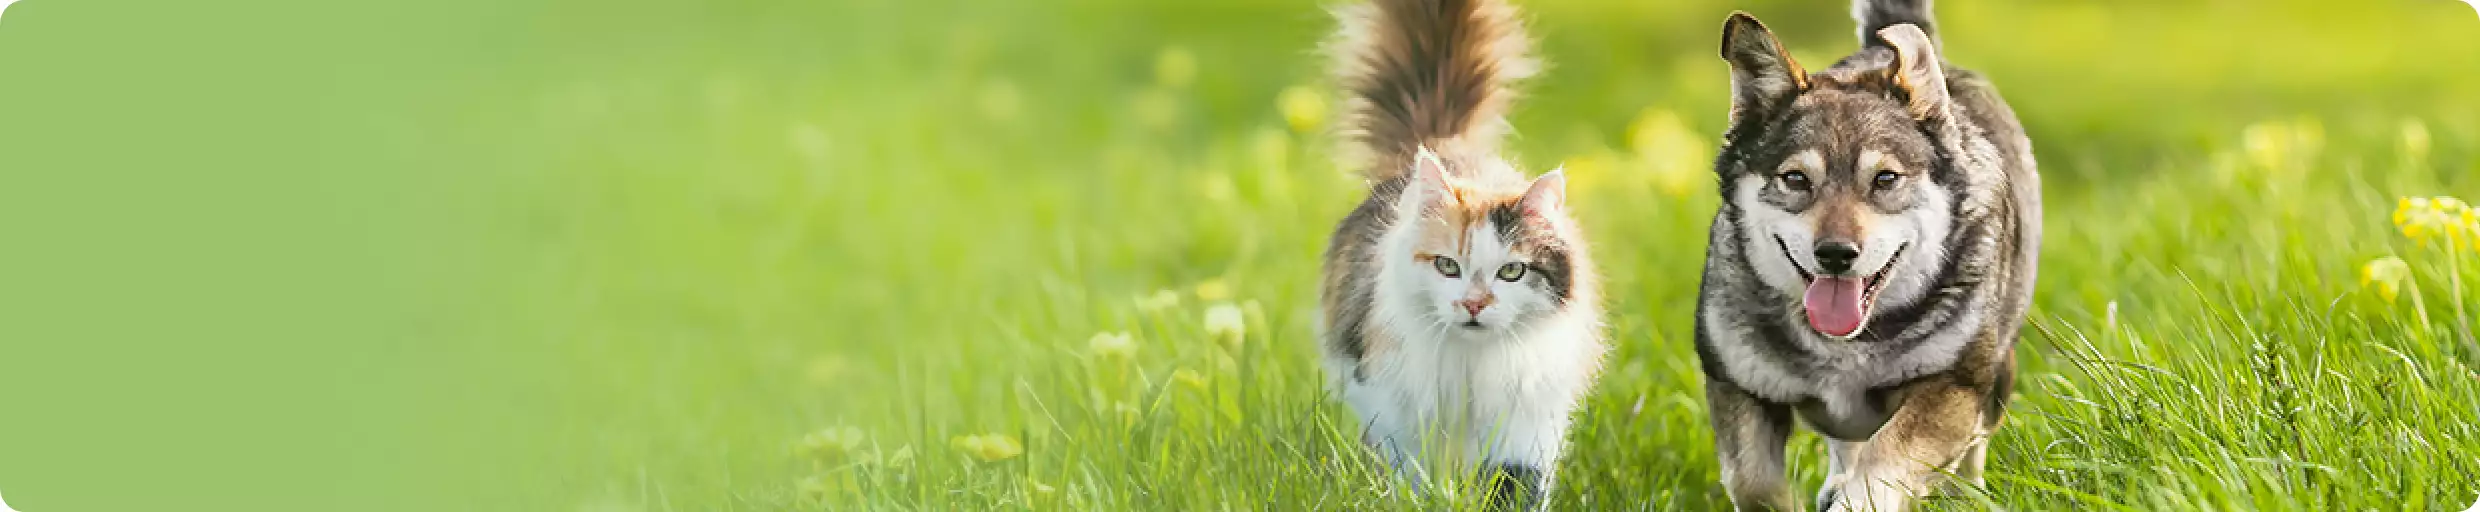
[1854,0,1937,49]
[1329,0,1535,181]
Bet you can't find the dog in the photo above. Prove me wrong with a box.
[1690,0,2041,510]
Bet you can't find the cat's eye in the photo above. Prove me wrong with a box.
[1779,170,1811,192]
[1872,170,1901,191]
[1432,256,1461,277]
[1495,263,1527,282]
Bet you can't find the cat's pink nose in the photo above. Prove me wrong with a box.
[1456,295,1493,316]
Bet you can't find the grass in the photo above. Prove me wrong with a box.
[477,0,2480,509]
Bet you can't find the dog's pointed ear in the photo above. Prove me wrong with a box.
[1520,167,1566,214]
[1876,23,1949,121]
[1721,12,1808,124]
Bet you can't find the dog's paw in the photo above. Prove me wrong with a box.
[1814,475,1912,512]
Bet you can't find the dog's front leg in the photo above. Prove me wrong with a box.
[1708,379,1797,511]
[1816,377,1992,512]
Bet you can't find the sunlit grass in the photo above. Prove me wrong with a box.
[497,0,2480,509]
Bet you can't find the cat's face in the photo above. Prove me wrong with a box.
[1382,150,1580,335]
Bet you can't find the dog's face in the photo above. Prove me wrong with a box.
[1715,14,1957,339]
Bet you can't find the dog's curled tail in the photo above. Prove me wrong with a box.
[1854,0,1937,48]
[1330,0,1536,181]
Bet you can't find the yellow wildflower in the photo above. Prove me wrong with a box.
[1204,303,1246,348]
[2241,122,2285,169]
[2241,120,2322,170]
[1156,46,1198,89]
[1628,108,1714,198]
[1278,85,1328,133]
[1088,331,1138,359]
[2396,196,2471,245]
[950,434,1024,462]
[2463,206,2480,250]
[2361,256,2409,303]
[1193,278,1233,301]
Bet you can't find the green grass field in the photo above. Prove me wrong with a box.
[476,0,2480,509]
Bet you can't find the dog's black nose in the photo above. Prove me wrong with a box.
[1814,240,1859,275]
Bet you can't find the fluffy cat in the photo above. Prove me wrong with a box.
[1316,0,1603,508]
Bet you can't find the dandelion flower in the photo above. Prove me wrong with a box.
[1204,303,1246,348]
[2242,121,2290,169]
[1135,289,1182,313]
[2461,206,2480,250]
[2362,256,2410,303]
[1193,278,1233,302]
[951,434,1024,462]
[1155,46,1198,89]
[1088,331,1138,359]
[1278,85,1328,133]
[794,426,867,461]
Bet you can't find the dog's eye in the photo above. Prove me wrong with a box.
[1872,170,1901,190]
[1495,263,1527,282]
[1433,256,1461,277]
[1779,171,1811,192]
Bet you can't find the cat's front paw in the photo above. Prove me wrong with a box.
[1480,463,1547,511]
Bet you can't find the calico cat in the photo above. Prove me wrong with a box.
[1317,0,1603,508]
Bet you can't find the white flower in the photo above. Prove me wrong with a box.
[1204,303,1245,348]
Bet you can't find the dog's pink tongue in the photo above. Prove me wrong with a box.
[1803,277,1867,337]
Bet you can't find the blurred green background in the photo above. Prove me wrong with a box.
[1,0,2476,510]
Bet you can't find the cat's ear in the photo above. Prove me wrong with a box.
[1520,167,1566,214]
[1875,23,1949,120]
[1721,12,1808,124]
[1402,146,1451,206]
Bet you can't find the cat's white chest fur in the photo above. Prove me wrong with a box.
[1330,308,1600,477]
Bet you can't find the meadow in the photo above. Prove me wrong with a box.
[456,0,2480,509]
